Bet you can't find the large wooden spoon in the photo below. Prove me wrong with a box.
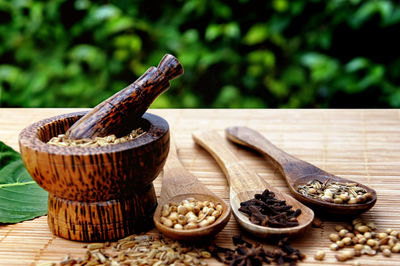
[225,126,377,215]
[192,130,314,238]
[153,136,231,241]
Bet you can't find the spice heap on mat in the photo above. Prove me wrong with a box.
[326,218,400,262]
[160,198,223,230]
[53,234,210,265]
[238,189,301,228]
[297,180,373,204]
[47,128,145,147]
[209,235,305,265]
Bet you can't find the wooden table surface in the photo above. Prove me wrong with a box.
[1,108,400,266]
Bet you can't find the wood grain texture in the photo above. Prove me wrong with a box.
[153,136,231,240]
[19,112,169,201]
[66,54,183,139]
[47,185,156,242]
[192,130,314,238]
[2,109,400,265]
[225,126,377,215]
[17,111,169,241]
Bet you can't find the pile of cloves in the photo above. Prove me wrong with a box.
[238,189,301,228]
[209,235,305,265]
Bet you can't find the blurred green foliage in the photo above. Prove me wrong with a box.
[1,0,400,108]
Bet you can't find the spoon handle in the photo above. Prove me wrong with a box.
[192,131,271,197]
[225,126,324,184]
[160,134,208,203]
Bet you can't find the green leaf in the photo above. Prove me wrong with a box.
[224,22,240,39]
[213,85,242,107]
[205,24,221,41]
[243,24,269,45]
[91,4,121,22]
[301,52,339,82]
[0,141,48,224]
[273,0,289,12]
[345,57,369,72]
[349,1,381,28]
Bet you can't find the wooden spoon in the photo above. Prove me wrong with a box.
[192,130,314,238]
[153,136,231,241]
[225,126,377,215]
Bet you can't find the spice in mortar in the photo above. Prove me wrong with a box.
[53,233,210,265]
[238,189,301,228]
[160,198,223,230]
[209,235,305,265]
[47,128,145,147]
[297,180,374,204]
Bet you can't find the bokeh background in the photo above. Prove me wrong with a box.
[1,0,400,108]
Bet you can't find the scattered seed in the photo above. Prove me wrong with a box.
[330,243,339,251]
[329,233,340,242]
[54,234,208,265]
[314,250,325,261]
[383,248,392,257]
[336,250,355,261]
[328,218,400,263]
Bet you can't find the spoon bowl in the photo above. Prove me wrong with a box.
[192,131,314,238]
[225,126,377,216]
[153,136,231,241]
[231,190,314,237]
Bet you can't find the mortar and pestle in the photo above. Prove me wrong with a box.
[19,54,183,242]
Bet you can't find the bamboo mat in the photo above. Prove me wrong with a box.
[1,108,400,265]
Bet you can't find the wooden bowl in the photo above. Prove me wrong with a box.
[19,111,169,241]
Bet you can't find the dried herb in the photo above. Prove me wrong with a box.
[47,128,145,147]
[209,235,305,266]
[297,180,374,204]
[238,189,301,228]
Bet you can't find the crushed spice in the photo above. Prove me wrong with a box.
[47,128,145,147]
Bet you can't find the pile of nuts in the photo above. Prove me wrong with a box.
[297,180,374,204]
[47,128,145,147]
[51,234,210,265]
[160,198,223,230]
[327,218,400,262]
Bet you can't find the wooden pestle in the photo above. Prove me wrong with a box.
[66,54,183,139]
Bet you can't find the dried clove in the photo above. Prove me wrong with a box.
[209,235,305,266]
[238,189,301,228]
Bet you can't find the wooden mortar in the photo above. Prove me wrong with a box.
[19,111,169,241]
